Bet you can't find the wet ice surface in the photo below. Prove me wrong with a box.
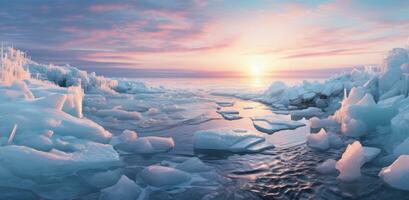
[83,86,409,200]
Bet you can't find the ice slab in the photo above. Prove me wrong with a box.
[141,165,191,187]
[220,113,242,120]
[175,157,212,173]
[115,136,174,154]
[290,107,324,119]
[252,115,305,134]
[99,175,142,200]
[379,155,409,191]
[307,129,330,151]
[316,159,337,174]
[335,141,379,182]
[216,101,234,107]
[363,146,381,163]
[193,129,273,153]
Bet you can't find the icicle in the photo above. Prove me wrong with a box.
[7,124,18,144]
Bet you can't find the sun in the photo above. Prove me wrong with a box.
[244,55,268,78]
[251,64,263,77]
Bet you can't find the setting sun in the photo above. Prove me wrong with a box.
[251,64,263,77]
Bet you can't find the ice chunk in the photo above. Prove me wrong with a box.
[379,155,409,191]
[116,136,174,154]
[96,107,142,120]
[217,108,241,120]
[252,115,305,134]
[379,48,409,93]
[193,129,273,153]
[141,165,191,187]
[0,141,121,178]
[63,86,84,118]
[79,168,122,189]
[290,107,323,119]
[217,108,239,114]
[363,146,381,163]
[309,117,338,130]
[328,132,344,149]
[99,175,141,200]
[336,141,364,181]
[175,157,212,173]
[393,137,409,156]
[216,101,234,107]
[220,113,242,120]
[316,159,337,174]
[110,129,138,147]
[307,129,330,150]
[356,93,376,105]
[263,81,287,98]
[341,118,367,138]
[32,93,67,111]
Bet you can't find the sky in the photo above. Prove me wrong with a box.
[1,0,409,77]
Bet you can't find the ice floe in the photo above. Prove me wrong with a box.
[99,175,142,200]
[379,155,409,191]
[217,108,242,120]
[112,129,174,154]
[307,129,330,151]
[193,129,273,153]
[336,141,365,181]
[316,159,337,174]
[141,165,191,187]
[251,115,305,134]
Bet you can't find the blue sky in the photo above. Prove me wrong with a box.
[1,0,408,77]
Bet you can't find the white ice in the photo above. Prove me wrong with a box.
[99,175,142,200]
[193,128,273,153]
[251,115,305,134]
[141,165,191,187]
[316,159,337,174]
[379,155,409,191]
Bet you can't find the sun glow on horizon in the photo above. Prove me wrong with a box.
[245,55,270,78]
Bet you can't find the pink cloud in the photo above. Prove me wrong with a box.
[89,4,129,12]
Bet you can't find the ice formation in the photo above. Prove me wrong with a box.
[251,115,305,134]
[2,42,409,196]
[0,47,128,198]
[112,129,174,154]
[141,165,191,187]
[175,157,213,173]
[307,129,330,150]
[193,129,274,153]
[290,107,324,119]
[316,159,337,174]
[335,141,380,182]
[336,141,365,181]
[99,175,142,200]
[379,155,409,191]
[217,108,242,120]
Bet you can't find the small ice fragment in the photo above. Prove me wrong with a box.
[307,129,330,151]
[99,175,141,200]
[379,155,409,191]
[141,165,191,187]
[316,159,337,174]
[336,141,364,181]
[175,157,212,173]
[216,101,234,107]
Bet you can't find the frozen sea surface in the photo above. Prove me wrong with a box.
[83,77,409,200]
